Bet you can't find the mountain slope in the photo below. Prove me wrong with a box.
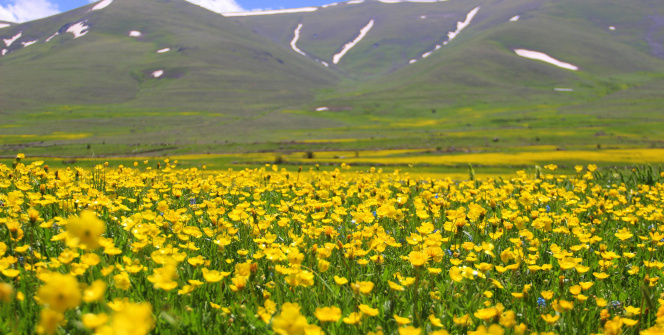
[0,0,339,112]
[231,0,664,81]
[0,0,663,157]
[228,1,488,78]
[239,0,664,114]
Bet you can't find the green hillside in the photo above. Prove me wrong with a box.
[231,1,486,78]
[0,0,663,159]
[0,0,338,111]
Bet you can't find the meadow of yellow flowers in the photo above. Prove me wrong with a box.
[1,154,664,334]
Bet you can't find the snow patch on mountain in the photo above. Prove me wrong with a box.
[347,0,364,4]
[0,23,9,29]
[322,3,338,8]
[290,23,307,56]
[223,7,318,17]
[4,32,21,47]
[509,15,520,22]
[21,40,37,47]
[45,32,59,42]
[514,49,579,71]
[447,7,480,42]
[152,70,164,78]
[91,0,113,11]
[67,22,89,39]
[609,26,616,30]
[129,31,142,37]
[157,48,171,54]
[408,7,479,64]
[1,49,7,56]
[333,19,374,64]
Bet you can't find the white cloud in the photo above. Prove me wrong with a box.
[185,0,245,13]
[0,0,60,23]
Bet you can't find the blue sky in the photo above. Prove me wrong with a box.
[0,0,335,23]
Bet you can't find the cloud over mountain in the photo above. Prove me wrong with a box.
[185,0,244,13]
[0,0,59,23]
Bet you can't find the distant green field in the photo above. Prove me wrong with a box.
[0,0,663,170]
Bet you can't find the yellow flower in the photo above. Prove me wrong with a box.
[37,273,81,312]
[318,259,330,273]
[541,314,560,325]
[314,306,342,322]
[603,316,623,335]
[272,303,308,335]
[111,302,155,335]
[625,306,641,316]
[429,314,444,327]
[83,280,107,303]
[569,285,582,295]
[82,313,109,330]
[593,272,609,279]
[147,261,179,291]
[80,253,100,266]
[453,314,471,326]
[1,269,19,278]
[499,310,516,328]
[622,318,639,326]
[541,290,554,300]
[408,251,429,267]
[449,267,463,282]
[351,281,374,294]
[398,326,422,335]
[359,304,379,316]
[474,307,499,321]
[394,314,411,326]
[187,255,206,267]
[113,272,131,291]
[66,211,106,250]
[230,275,247,291]
[178,285,195,295]
[0,283,14,302]
[37,308,64,335]
[388,280,405,291]
[202,268,230,283]
[258,299,277,323]
[428,267,442,274]
[334,276,348,285]
[468,324,504,335]
[343,312,363,324]
[108,297,129,312]
[556,299,574,312]
[304,324,323,335]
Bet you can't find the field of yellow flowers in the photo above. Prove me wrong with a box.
[1,154,664,334]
